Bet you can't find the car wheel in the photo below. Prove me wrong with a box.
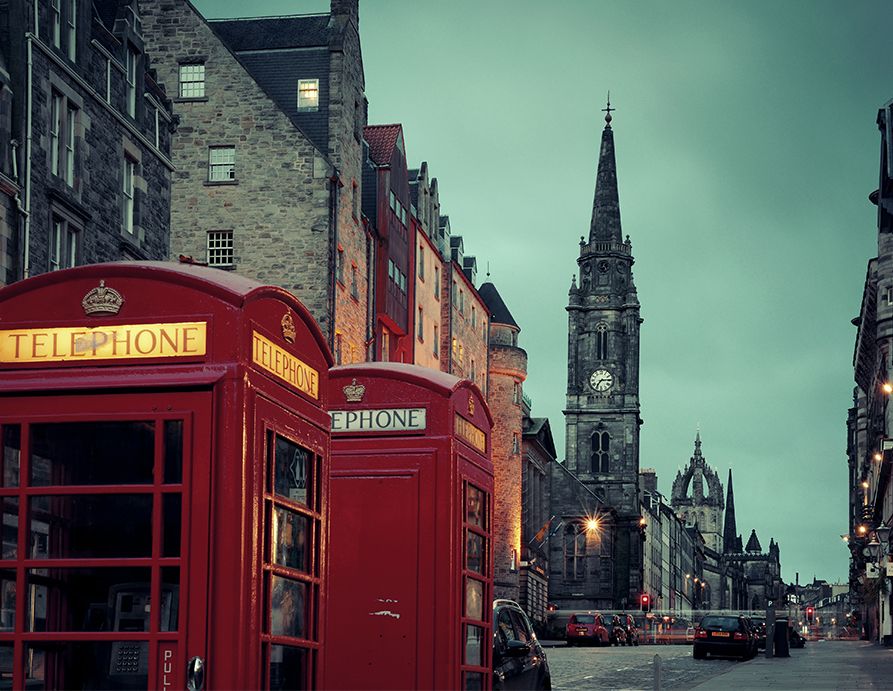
[693,645,706,660]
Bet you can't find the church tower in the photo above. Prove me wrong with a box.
[563,100,644,606]
[670,432,725,553]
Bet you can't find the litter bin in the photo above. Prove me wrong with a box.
[773,619,790,657]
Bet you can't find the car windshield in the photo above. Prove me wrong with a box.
[700,616,740,632]
[573,615,596,624]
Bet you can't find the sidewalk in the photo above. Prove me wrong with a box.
[691,640,893,690]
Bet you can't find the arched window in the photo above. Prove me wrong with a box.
[563,525,586,581]
[596,322,608,360]
[591,431,610,473]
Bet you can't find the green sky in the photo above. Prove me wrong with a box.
[192,0,893,585]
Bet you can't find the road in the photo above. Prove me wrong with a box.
[546,642,739,690]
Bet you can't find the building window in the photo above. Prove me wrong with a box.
[512,382,521,405]
[459,290,465,315]
[418,243,425,281]
[297,79,319,111]
[352,181,359,219]
[434,266,440,299]
[207,231,234,267]
[471,305,476,329]
[336,247,345,283]
[596,322,608,360]
[154,107,161,149]
[334,333,343,365]
[49,93,79,184]
[433,325,439,357]
[66,0,77,61]
[105,59,112,103]
[417,308,424,341]
[389,191,396,212]
[564,527,586,582]
[512,433,520,455]
[471,359,476,382]
[350,264,359,299]
[591,431,610,474]
[51,0,61,48]
[208,146,235,182]
[380,331,390,363]
[178,63,205,98]
[125,46,138,118]
[122,158,135,234]
[49,214,79,271]
[458,343,464,364]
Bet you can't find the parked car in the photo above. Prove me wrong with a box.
[493,599,552,690]
[619,613,640,646]
[750,617,767,649]
[565,612,610,647]
[608,614,628,646]
[789,628,806,648]
[692,615,757,660]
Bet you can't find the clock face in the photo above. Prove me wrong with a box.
[598,261,610,273]
[589,369,614,392]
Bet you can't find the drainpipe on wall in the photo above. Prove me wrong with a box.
[328,171,341,352]
[22,34,34,278]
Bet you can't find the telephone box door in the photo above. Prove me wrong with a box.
[0,390,211,690]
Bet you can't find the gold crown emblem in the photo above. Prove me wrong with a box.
[281,313,296,343]
[468,396,475,416]
[343,378,366,403]
[81,280,124,316]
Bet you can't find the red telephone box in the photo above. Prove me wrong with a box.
[0,261,332,689]
[324,363,494,690]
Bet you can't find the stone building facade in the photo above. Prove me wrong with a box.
[552,107,644,609]
[671,433,725,554]
[442,237,488,394]
[1,0,173,286]
[479,281,526,601]
[141,0,368,350]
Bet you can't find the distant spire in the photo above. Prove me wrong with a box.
[745,528,762,553]
[693,431,703,460]
[589,95,622,244]
[723,469,738,554]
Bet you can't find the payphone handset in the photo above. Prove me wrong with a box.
[107,583,178,678]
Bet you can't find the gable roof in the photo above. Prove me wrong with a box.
[364,124,402,166]
[209,14,331,50]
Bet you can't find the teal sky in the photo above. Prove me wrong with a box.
[193,0,893,585]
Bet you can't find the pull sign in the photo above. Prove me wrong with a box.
[186,656,205,691]
[158,643,180,690]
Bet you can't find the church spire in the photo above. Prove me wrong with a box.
[589,94,622,244]
[723,468,738,554]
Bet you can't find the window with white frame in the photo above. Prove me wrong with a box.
[51,0,61,48]
[207,230,234,267]
[49,214,79,271]
[208,146,235,182]
[122,157,135,234]
[50,93,62,177]
[125,46,138,117]
[417,308,424,341]
[65,104,76,185]
[178,63,205,98]
[336,247,345,283]
[105,59,112,103]
[418,243,425,281]
[67,0,77,61]
[434,266,440,299]
[297,79,319,111]
[433,325,439,356]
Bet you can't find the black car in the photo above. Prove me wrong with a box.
[493,599,552,690]
[693,615,757,660]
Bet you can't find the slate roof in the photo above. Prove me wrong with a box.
[363,124,402,166]
[478,282,519,329]
[210,14,331,51]
[745,528,762,553]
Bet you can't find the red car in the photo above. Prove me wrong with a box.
[565,612,610,646]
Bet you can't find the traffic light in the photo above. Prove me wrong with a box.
[640,594,651,612]
[806,606,815,623]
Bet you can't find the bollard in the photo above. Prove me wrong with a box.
[653,653,662,691]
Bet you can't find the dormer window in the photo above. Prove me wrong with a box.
[297,79,319,111]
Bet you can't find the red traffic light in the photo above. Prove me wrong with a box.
[640,594,651,612]
[806,606,815,623]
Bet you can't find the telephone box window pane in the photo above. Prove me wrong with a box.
[164,420,183,484]
[270,575,306,639]
[464,625,483,666]
[465,672,484,690]
[273,435,311,507]
[0,643,10,684]
[160,567,180,632]
[2,426,20,487]
[273,507,309,572]
[27,641,148,689]
[269,645,307,690]
[30,494,153,558]
[466,485,485,529]
[28,566,151,632]
[162,493,182,557]
[465,578,483,620]
[31,421,154,486]
[2,498,17,559]
[466,531,484,574]
[0,575,14,631]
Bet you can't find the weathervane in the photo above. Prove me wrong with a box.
[602,91,615,127]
